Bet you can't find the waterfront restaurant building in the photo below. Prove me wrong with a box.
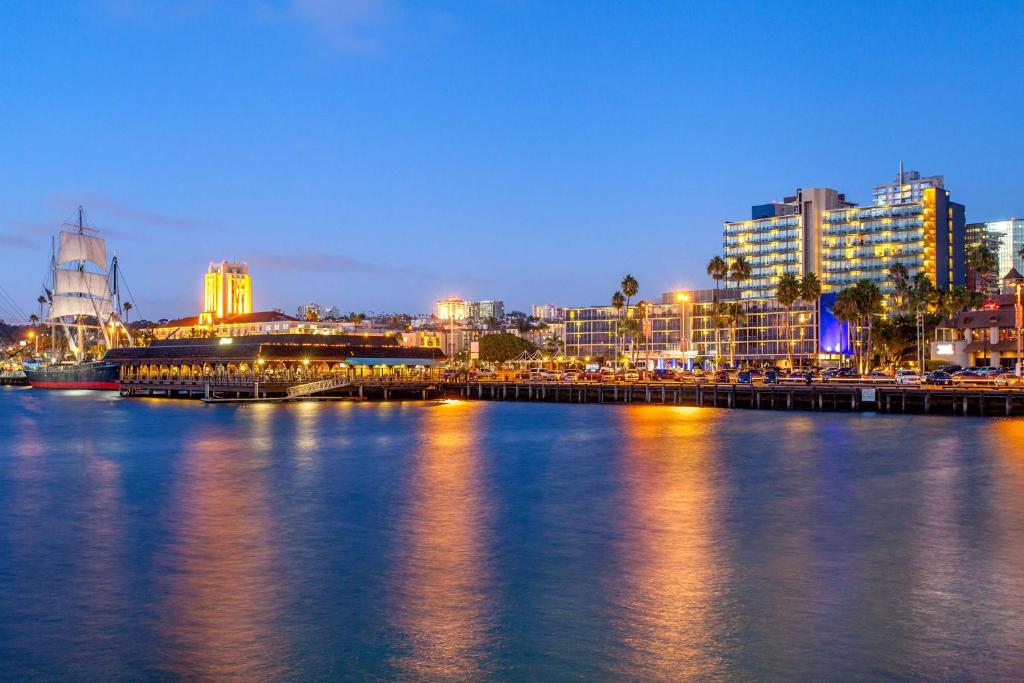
[109,333,447,386]
[931,269,1024,369]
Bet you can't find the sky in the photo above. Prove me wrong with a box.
[1,0,1022,321]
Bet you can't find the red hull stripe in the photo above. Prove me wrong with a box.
[30,381,119,390]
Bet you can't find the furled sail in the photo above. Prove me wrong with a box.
[57,231,107,269]
[54,270,110,298]
[48,294,113,320]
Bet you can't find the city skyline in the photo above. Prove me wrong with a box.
[2,1,1023,319]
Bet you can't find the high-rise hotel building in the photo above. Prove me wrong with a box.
[822,172,966,297]
[724,170,966,304]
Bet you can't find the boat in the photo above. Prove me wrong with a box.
[23,360,120,390]
[25,207,134,391]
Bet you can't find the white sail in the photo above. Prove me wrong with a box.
[54,269,110,298]
[57,231,107,269]
[48,294,113,320]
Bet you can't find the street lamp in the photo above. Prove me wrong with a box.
[676,292,690,369]
[798,313,806,369]
[1016,281,1022,378]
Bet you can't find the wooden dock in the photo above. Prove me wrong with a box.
[443,381,1024,417]
[0,372,28,386]
[116,375,1024,417]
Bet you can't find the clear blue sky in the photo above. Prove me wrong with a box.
[1,0,1022,321]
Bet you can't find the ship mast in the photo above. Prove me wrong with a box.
[49,205,116,361]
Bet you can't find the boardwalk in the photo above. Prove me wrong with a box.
[445,381,1024,417]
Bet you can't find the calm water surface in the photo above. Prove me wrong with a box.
[1,387,1023,680]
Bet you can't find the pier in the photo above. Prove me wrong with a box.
[0,371,28,386]
[443,381,1024,417]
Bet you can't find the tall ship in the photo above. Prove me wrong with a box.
[24,207,133,390]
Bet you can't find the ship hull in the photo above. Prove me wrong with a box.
[25,362,120,391]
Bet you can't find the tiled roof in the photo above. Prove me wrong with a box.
[156,310,300,328]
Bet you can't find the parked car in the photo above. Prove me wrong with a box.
[713,369,731,383]
[924,370,953,386]
[561,370,581,382]
[763,369,780,384]
[622,370,640,382]
[736,370,752,384]
[894,369,922,386]
[822,367,858,382]
[863,370,892,382]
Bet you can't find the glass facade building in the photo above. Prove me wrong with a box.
[967,219,1024,280]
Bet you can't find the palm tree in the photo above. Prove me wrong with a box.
[889,262,910,313]
[853,279,883,373]
[799,272,821,366]
[729,256,752,293]
[710,305,728,369]
[620,317,643,366]
[542,333,564,356]
[833,288,860,369]
[610,291,625,366]
[620,274,639,311]
[775,273,801,369]
[968,245,997,294]
[728,256,753,365]
[706,256,728,366]
[722,302,747,368]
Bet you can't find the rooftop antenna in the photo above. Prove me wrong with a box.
[899,160,904,185]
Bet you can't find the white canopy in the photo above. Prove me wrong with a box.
[54,269,110,298]
[49,294,113,320]
[57,231,107,269]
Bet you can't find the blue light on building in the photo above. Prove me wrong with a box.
[818,293,851,356]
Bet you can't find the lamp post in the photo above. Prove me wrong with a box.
[675,292,690,369]
[1016,281,1022,378]
[798,312,806,369]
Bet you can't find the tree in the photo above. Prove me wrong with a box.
[889,262,911,313]
[621,274,639,310]
[706,256,728,366]
[832,288,860,369]
[620,317,642,365]
[775,273,801,369]
[541,333,565,356]
[123,301,133,321]
[611,291,625,365]
[968,245,997,294]
[853,279,884,372]
[478,332,537,363]
[722,301,747,367]
[800,272,822,365]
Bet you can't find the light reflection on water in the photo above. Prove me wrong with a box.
[0,389,1023,680]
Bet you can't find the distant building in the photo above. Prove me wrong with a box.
[531,304,564,321]
[297,302,321,321]
[872,167,944,206]
[966,218,1024,280]
[201,261,251,324]
[153,263,354,339]
[435,297,505,323]
[478,300,505,321]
